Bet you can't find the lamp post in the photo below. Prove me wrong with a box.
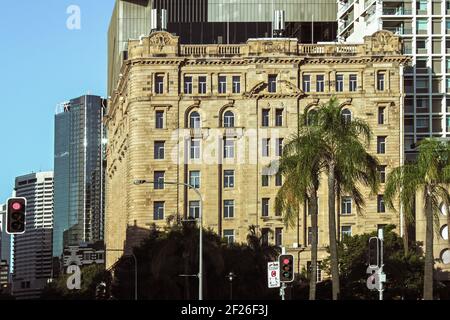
[107,248,138,301]
[134,179,204,300]
[227,272,236,300]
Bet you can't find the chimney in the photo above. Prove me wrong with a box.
[272,10,286,38]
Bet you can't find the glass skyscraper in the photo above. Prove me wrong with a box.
[53,95,106,258]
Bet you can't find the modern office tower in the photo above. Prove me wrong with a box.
[337,0,450,280]
[0,260,10,294]
[12,172,54,299]
[0,204,11,265]
[104,29,408,269]
[108,0,338,96]
[53,95,106,259]
[0,204,11,292]
[337,0,450,161]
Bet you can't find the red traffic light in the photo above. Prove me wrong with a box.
[279,254,294,283]
[12,202,22,210]
[6,198,26,234]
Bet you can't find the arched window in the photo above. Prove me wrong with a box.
[223,111,235,128]
[190,111,201,128]
[341,108,352,123]
[306,109,318,126]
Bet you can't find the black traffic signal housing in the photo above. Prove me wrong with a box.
[368,237,381,267]
[6,198,26,234]
[279,254,294,283]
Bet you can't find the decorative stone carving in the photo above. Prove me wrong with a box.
[364,30,401,55]
[278,80,304,96]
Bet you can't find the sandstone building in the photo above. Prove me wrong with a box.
[105,30,409,271]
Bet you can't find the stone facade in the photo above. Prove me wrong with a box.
[105,30,409,271]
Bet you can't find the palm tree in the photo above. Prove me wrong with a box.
[275,123,322,300]
[306,97,379,300]
[384,138,450,300]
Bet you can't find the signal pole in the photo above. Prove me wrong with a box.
[378,229,384,301]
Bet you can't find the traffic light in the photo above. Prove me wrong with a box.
[368,237,381,267]
[6,198,26,234]
[279,254,294,283]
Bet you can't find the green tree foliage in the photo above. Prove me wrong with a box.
[111,224,280,300]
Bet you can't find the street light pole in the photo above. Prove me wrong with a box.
[134,179,204,300]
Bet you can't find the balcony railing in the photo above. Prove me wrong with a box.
[180,44,243,57]
[383,26,412,35]
[382,7,413,15]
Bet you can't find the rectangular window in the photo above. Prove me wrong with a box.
[307,261,322,282]
[190,139,201,159]
[224,139,235,158]
[153,201,165,220]
[262,109,270,127]
[378,165,386,183]
[223,229,235,244]
[378,107,386,124]
[336,74,344,92]
[155,111,164,129]
[377,72,385,91]
[377,136,386,154]
[232,76,241,94]
[184,76,193,94]
[155,75,164,94]
[341,226,352,238]
[377,195,386,213]
[275,109,283,127]
[189,171,200,188]
[276,138,284,157]
[316,75,325,92]
[154,141,165,159]
[218,76,227,94]
[224,200,235,218]
[224,170,235,188]
[275,228,283,247]
[349,74,357,92]
[417,19,428,34]
[268,75,277,93]
[262,174,269,187]
[262,198,270,217]
[303,75,311,92]
[341,197,352,215]
[261,229,269,246]
[275,172,283,186]
[262,138,270,157]
[198,76,207,94]
[189,201,200,219]
[154,171,165,190]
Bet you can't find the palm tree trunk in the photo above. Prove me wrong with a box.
[402,207,409,256]
[328,163,340,300]
[309,191,318,300]
[423,191,434,300]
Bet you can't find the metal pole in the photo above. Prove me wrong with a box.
[281,283,286,300]
[378,229,384,301]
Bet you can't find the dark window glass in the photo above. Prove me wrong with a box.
[154,202,165,220]
[268,75,277,92]
[262,109,270,127]
[219,76,227,94]
[275,109,283,127]
[184,76,193,94]
[154,171,165,189]
[155,75,164,94]
[377,195,386,213]
[262,198,270,217]
[232,76,241,93]
[156,111,164,129]
[198,76,207,94]
[154,141,165,159]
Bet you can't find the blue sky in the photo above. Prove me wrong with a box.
[0,0,115,201]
